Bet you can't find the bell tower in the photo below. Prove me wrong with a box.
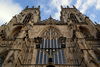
[60,6,85,24]
[20,6,41,24]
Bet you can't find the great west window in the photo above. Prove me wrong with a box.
[35,27,66,64]
[36,39,66,64]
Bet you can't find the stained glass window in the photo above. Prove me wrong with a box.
[36,38,66,64]
[70,13,79,23]
[36,27,66,64]
[23,13,32,24]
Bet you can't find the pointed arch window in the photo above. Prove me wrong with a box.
[70,13,79,23]
[35,27,66,64]
[22,13,32,24]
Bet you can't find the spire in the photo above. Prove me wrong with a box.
[49,15,52,19]
[25,5,29,9]
[38,5,40,9]
[95,22,98,25]
[32,6,34,8]
[67,5,69,8]
[73,5,77,9]
[61,5,63,9]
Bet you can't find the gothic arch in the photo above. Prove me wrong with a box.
[35,26,67,64]
[22,13,33,24]
[79,26,90,33]
[79,26,91,38]
[70,13,79,23]
[40,26,63,39]
[11,26,22,38]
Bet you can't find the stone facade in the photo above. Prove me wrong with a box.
[0,6,100,67]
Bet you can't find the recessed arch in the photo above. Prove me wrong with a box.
[79,26,90,33]
[79,26,91,38]
[11,26,22,38]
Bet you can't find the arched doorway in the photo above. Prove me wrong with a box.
[46,65,55,67]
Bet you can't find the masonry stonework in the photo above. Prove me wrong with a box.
[0,6,100,67]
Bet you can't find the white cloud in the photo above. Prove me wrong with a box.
[90,14,96,22]
[53,12,60,20]
[80,0,96,13]
[0,0,22,25]
[75,0,100,12]
[50,0,72,20]
[96,0,100,10]
[75,0,82,9]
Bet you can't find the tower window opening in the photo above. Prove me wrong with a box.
[23,13,32,24]
[70,13,79,23]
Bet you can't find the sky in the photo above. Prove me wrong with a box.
[0,0,100,25]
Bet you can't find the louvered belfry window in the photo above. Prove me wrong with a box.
[23,13,32,24]
[70,13,79,23]
[36,27,66,64]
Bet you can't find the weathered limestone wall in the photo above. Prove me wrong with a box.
[0,6,100,67]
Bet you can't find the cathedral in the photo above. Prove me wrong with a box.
[0,6,100,67]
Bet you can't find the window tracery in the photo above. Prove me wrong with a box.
[35,27,66,64]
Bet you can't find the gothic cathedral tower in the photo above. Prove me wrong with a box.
[0,6,100,67]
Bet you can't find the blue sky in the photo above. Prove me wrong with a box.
[0,0,100,25]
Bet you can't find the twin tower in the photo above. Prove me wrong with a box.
[13,5,85,24]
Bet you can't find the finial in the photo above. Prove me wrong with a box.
[95,22,98,24]
[67,5,69,8]
[25,5,29,9]
[61,5,63,9]
[49,15,52,19]
[38,5,40,9]
[73,5,77,9]
[32,6,34,8]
